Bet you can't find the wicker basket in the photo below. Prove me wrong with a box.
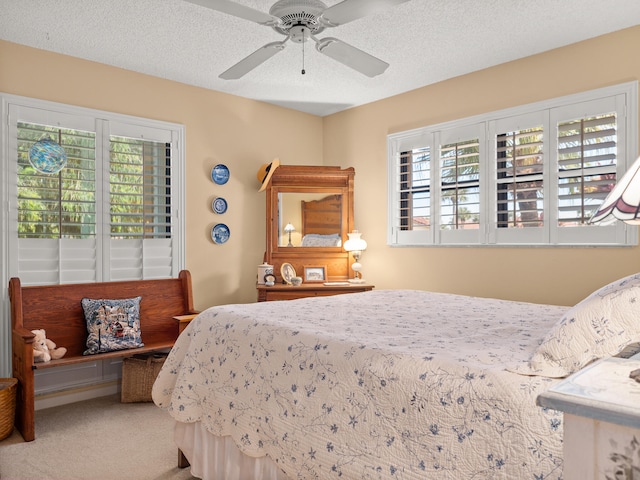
[121,353,167,403]
[0,378,17,441]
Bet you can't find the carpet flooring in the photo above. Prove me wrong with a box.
[0,394,196,480]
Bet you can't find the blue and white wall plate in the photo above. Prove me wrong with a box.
[211,223,230,244]
[211,164,230,185]
[212,196,228,214]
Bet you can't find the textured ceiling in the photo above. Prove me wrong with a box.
[2,0,640,116]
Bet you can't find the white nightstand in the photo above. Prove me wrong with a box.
[537,354,640,480]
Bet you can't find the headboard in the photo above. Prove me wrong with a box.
[301,194,342,237]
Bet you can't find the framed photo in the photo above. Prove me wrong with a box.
[304,265,327,283]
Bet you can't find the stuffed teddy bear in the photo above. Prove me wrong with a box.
[32,329,67,363]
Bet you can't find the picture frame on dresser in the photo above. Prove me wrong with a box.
[304,265,327,283]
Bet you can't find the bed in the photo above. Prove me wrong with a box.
[153,274,640,479]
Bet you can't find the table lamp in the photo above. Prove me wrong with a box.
[344,230,367,283]
[284,223,296,247]
[590,155,640,225]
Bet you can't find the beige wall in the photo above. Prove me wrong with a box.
[3,26,640,309]
[0,40,323,311]
[323,26,640,306]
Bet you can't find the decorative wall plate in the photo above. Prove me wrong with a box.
[211,164,230,185]
[280,263,296,284]
[212,196,228,214]
[211,223,230,244]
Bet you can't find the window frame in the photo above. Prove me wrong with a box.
[387,82,638,247]
[2,94,185,284]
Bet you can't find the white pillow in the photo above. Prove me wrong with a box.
[510,272,640,378]
[300,233,342,247]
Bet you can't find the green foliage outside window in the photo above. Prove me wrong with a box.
[17,123,171,240]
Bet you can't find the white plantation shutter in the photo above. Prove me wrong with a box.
[387,130,433,245]
[556,114,617,226]
[487,111,548,244]
[107,127,178,280]
[439,138,481,229]
[495,127,544,228]
[15,238,96,285]
[551,95,628,245]
[387,82,637,246]
[437,124,485,245]
[109,136,171,239]
[10,106,100,285]
[399,148,431,232]
[109,238,174,281]
[14,120,99,284]
[4,96,184,285]
[16,122,97,239]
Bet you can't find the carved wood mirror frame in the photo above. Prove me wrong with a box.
[264,165,355,283]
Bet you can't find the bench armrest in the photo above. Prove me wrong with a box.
[13,325,35,344]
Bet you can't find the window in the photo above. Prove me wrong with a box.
[3,94,185,285]
[399,147,431,231]
[495,125,544,229]
[387,82,637,246]
[108,135,172,240]
[439,137,481,230]
[17,122,97,239]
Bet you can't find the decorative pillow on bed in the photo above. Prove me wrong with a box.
[82,296,144,355]
[510,272,640,378]
[300,233,342,247]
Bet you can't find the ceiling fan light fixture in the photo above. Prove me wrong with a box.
[289,24,312,43]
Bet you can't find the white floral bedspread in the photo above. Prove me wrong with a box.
[153,290,567,479]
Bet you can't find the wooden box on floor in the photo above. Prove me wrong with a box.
[121,353,167,403]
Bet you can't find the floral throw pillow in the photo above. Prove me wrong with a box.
[509,273,640,378]
[82,297,144,355]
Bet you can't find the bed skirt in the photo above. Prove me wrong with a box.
[174,421,289,480]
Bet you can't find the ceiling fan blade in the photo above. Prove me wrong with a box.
[184,0,280,26]
[320,0,411,27]
[315,37,389,77]
[219,41,287,80]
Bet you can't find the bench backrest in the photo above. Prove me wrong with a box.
[9,270,194,358]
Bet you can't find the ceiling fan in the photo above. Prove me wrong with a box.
[185,0,410,79]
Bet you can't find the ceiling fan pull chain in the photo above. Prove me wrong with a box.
[301,27,306,75]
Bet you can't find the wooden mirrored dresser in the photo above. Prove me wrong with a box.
[258,164,374,301]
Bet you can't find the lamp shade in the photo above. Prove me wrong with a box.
[284,223,296,233]
[344,231,367,252]
[590,156,640,225]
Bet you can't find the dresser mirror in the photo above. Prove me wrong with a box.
[277,192,343,248]
[265,165,355,282]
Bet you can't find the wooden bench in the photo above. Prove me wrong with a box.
[9,270,197,442]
